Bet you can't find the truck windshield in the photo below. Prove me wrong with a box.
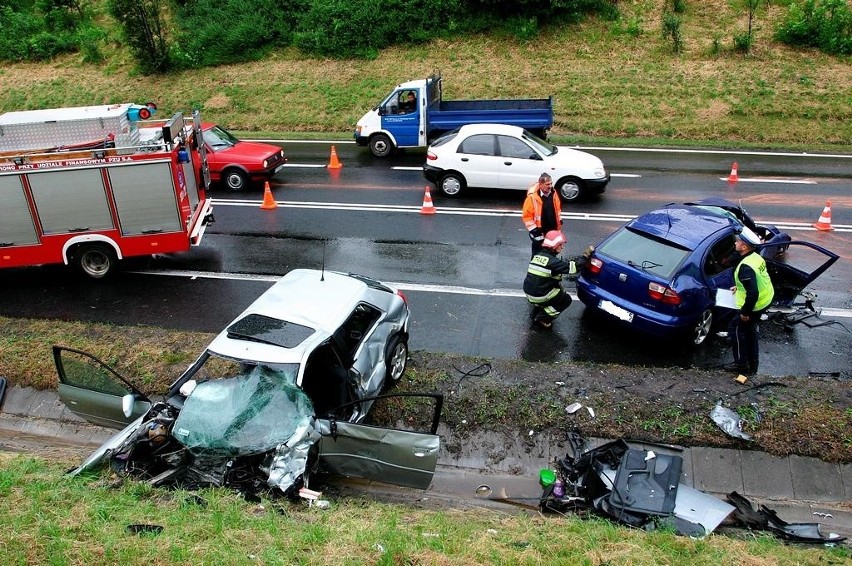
[203,125,239,150]
[522,130,557,157]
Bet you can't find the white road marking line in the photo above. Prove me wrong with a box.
[209,199,852,232]
[125,268,852,317]
[718,177,817,184]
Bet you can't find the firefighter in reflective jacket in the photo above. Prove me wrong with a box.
[523,230,573,330]
[724,226,774,376]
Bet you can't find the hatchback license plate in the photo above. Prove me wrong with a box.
[599,300,634,322]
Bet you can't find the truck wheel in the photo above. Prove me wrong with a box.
[557,177,584,203]
[76,244,116,279]
[369,134,393,158]
[384,335,409,388]
[224,168,249,192]
[439,173,466,197]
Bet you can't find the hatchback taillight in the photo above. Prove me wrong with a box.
[426,151,438,160]
[648,282,681,305]
[588,257,603,274]
[396,290,408,305]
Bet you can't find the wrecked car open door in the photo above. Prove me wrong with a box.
[764,241,839,306]
[53,346,151,429]
[315,393,443,490]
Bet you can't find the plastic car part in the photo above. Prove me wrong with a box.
[710,401,752,441]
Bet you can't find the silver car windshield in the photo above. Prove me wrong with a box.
[172,359,310,457]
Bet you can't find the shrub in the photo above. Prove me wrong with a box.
[775,0,852,55]
[108,0,171,73]
[173,0,308,68]
[294,0,464,59]
[661,11,683,53]
[0,0,89,61]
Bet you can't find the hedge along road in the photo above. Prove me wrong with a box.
[0,144,849,377]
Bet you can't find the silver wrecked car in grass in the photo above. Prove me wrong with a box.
[55,269,442,494]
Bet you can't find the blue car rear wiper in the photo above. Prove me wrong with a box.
[628,259,663,271]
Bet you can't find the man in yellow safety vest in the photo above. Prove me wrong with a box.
[724,227,774,376]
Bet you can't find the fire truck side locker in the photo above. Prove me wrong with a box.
[0,107,213,279]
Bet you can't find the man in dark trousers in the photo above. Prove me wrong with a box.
[523,230,573,330]
[724,227,774,376]
[522,172,562,256]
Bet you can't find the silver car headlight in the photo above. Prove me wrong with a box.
[594,167,606,178]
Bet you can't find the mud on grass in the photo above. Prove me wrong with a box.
[389,353,852,464]
[1,316,850,463]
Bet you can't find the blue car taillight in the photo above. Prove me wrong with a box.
[648,282,681,305]
[589,257,603,275]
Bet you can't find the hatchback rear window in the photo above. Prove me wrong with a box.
[598,227,691,280]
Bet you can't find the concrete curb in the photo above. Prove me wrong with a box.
[1,384,850,538]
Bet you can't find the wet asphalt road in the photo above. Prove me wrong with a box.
[1,142,850,377]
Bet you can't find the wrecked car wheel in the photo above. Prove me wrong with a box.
[692,309,713,346]
[385,336,409,386]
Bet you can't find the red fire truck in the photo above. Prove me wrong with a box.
[0,104,214,279]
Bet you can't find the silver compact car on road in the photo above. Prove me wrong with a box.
[55,269,442,494]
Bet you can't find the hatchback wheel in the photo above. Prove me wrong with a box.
[385,336,409,387]
[224,168,249,192]
[557,177,584,202]
[692,309,713,345]
[439,173,465,197]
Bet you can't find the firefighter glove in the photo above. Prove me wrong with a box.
[529,228,544,242]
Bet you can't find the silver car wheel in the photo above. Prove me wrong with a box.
[440,173,464,197]
[387,338,409,383]
[557,177,583,202]
[692,309,713,345]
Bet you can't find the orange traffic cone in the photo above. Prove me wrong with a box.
[727,162,739,184]
[812,200,833,231]
[260,181,277,210]
[327,145,343,169]
[420,186,436,215]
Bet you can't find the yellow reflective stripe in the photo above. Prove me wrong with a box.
[526,288,560,303]
[527,265,552,277]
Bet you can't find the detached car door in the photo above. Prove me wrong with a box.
[764,241,839,306]
[53,346,151,429]
[315,393,443,490]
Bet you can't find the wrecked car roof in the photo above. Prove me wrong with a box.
[207,269,372,365]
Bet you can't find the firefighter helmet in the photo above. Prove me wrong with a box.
[542,230,567,250]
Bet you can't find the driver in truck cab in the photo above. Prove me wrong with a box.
[399,91,416,114]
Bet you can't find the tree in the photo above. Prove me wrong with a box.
[108,0,171,73]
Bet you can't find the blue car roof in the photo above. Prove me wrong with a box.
[627,205,738,249]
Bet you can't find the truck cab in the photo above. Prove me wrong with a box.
[354,75,553,158]
[355,78,429,158]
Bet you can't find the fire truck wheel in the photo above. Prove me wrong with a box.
[224,168,249,192]
[76,244,117,279]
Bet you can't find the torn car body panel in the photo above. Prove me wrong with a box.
[542,432,734,537]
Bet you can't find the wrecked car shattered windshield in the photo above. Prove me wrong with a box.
[174,360,308,457]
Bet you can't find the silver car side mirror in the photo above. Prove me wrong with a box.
[122,393,135,418]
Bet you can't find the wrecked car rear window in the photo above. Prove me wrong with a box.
[173,363,311,457]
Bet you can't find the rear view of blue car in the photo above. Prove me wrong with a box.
[577,200,838,346]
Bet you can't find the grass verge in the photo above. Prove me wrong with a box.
[0,454,848,564]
